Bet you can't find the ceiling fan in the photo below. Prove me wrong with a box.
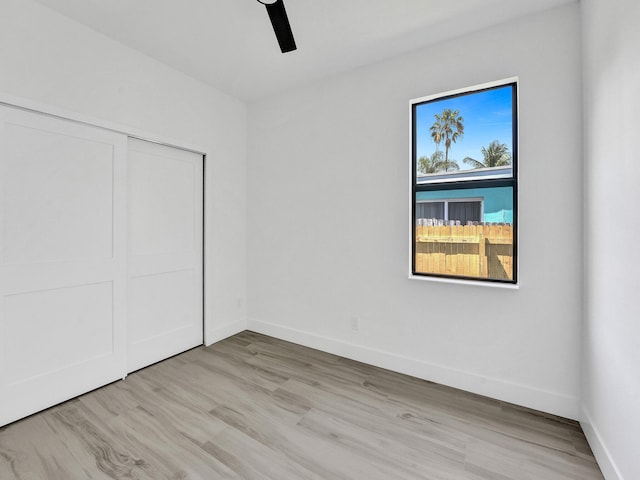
[256,0,297,53]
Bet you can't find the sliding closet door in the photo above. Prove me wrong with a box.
[127,138,203,373]
[0,106,127,426]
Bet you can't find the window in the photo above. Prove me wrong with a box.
[411,79,518,283]
[416,198,483,225]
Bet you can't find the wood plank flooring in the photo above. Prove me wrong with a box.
[0,331,604,479]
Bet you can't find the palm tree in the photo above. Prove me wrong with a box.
[429,117,443,151]
[418,151,460,174]
[418,151,444,174]
[430,109,464,171]
[463,140,512,168]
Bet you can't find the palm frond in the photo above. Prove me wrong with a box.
[463,156,485,169]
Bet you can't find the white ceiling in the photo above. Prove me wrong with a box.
[32,0,575,102]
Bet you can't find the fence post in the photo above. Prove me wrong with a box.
[479,225,487,277]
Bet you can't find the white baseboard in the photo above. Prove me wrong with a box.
[581,407,624,480]
[247,318,580,420]
[204,319,246,346]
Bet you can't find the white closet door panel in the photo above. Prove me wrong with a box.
[128,144,197,255]
[4,282,114,385]
[2,121,114,265]
[0,106,127,427]
[127,138,203,373]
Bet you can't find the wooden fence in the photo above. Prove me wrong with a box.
[415,224,513,280]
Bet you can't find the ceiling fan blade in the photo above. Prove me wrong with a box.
[264,0,297,53]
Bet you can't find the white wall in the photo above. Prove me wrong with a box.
[581,0,640,479]
[0,0,247,342]
[248,4,583,419]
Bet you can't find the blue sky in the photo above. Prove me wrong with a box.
[415,85,513,171]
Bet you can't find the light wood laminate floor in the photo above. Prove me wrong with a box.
[0,331,604,479]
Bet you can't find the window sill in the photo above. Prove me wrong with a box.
[408,274,520,289]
